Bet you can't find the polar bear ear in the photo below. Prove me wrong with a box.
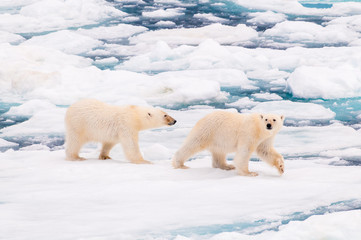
[260,114,263,119]
[280,115,284,120]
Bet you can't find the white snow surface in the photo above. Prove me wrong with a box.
[1,0,361,239]
[246,100,336,120]
[1,149,361,240]
[0,0,126,34]
[129,24,258,46]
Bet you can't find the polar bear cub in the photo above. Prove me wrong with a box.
[172,111,284,176]
[65,99,176,163]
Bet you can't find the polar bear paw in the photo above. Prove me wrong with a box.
[99,155,111,160]
[172,160,189,169]
[219,164,236,170]
[275,156,285,175]
[133,159,152,164]
[237,170,258,177]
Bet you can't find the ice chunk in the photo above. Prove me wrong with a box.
[142,8,184,19]
[129,23,258,46]
[247,68,290,81]
[0,31,25,44]
[263,21,359,46]
[327,14,361,32]
[245,100,335,121]
[278,123,361,156]
[94,57,119,65]
[156,69,256,88]
[20,144,50,151]
[22,30,103,55]
[247,11,286,25]
[142,143,171,161]
[193,13,228,23]
[120,39,258,73]
[5,99,57,116]
[209,210,361,240]
[155,21,176,27]
[1,107,66,136]
[143,76,224,106]
[251,93,282,101]
[287,65,361,99]
[320,148,361,160]
[225,97,258,109]
[76,24,148,40]
[0,138,18,148]
[231,0,361,16]
[0,0,127,33]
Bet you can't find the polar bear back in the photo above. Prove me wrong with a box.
[65,99,136,143]
[184,111,276,153]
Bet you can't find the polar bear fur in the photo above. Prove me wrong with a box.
[172,111,284,176]
[65,99,176,163]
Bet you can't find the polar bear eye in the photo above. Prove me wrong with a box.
[273,119,276,122]
[265,119,268,121]
[164,114,167,118]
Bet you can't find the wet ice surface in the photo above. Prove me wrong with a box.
[1,0,361,239]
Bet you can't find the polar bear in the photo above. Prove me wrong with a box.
[172,111,284,176]
[65,99,176,163]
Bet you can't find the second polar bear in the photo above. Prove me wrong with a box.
[65,99,176,163]
[172,111,284,176]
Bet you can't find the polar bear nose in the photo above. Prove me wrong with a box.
[266,123,272,130]
[169,120,177,125]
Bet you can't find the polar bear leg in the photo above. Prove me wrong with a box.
[99,142,115,160]
[211,152,235,170]
[65,134,86,161]
[233,147,258,176]
[120,135,151,164]
[172,143,204,169]
[256,143,284,174]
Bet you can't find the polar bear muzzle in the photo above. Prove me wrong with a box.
[165,114,177,125]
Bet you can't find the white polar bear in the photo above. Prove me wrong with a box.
[172,111,284,176]
[65,99,176,163]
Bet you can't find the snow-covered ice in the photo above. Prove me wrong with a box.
[1,0,361,239]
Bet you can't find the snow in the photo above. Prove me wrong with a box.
[0,138,18,148]
[1,149,361,239]
[0,31,25,44]
[231,0,361,16]
[76,24,148,40]
[226,97,258,109]
[251,92,282,101]
[0,0,127,33]
[247,11,286,25]
[129,24,258,46]
[155,20,176,27]
[142,8,185,19]
[1,0,361,239]
[209,210,361,240]
[22,30,104,55]
[246,100,336,121]
[287,65,361,99]
[263,20,359,46]
[5,99,57,116]
[193,13,228,23]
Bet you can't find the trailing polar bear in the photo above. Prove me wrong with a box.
[65,99,176,163]
[172,111,284,176]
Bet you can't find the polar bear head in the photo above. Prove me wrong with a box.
[260,114,284,134]
[142,107,176,130]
